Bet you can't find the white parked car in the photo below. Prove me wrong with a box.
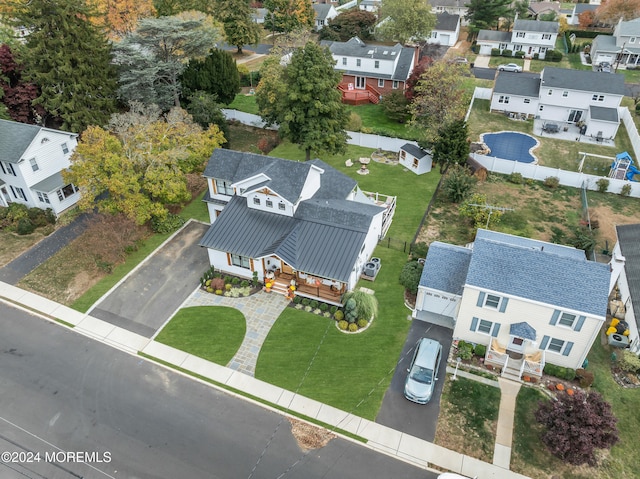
[497,63,522,72]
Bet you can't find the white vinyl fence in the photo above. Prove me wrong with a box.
[223,109,418,152]
[472,153,640,197]
[619,106,640,161]
[465,87,492,122]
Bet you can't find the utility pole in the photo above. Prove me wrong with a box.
[468,203,515,229]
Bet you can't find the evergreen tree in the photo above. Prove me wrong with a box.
[465,0,512,40]
[256,42,348,161]
[113,14,219,110]
[432,120,470,174]
[215,0,261,54]
[11,0,117,132]
[181,49,240,105]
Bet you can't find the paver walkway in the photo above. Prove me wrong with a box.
[494,377,522,468]
[182,289,289,376]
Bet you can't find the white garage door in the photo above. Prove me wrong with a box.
[596,54,613,64]
[417,289,460,317]
[440,34,450,46]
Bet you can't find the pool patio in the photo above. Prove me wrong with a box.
[533,119,616,146]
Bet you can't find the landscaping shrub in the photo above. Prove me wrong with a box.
[473,344,486,357]
[399,260,423,295]
[28,207,55,227]
[507,172,523,184]
[329,305,338,314]
[240,280,249,287]
[304,305,313,312]
[410,241,429,260]
[596,178,609,193]
[570,226,597,256]
[210,278,225,290]
[534,390,619,465]
[231,277,240,285]
[252,271,259,287]
[620,183,632,196]
[491,48,500,56]
[16,217,36,235]
[501,49,513,57]
[533,53,539,60]
[618,350,640,373]
[225,283,232,291]
[380,90,410,123]
[348,322,358,332]
[543,176,560,189]
[514,50,525,58]
[576,368,595,388]
[357,318,368,328]
[346,112,363,131]
[456,340,474,360]
[545,50,563,62]
[543,363,576,380]
[200,265,216,286]
[215,289,223,295]
[224,276,232,283]
[150,213,185,234]
[344,297,357,323]
[334,310,344,321]
[342,290,378,322]
[319,303,329,312]
[310,300,319,309]
[293,296,302,304]
[338,320,348,330]
[301,298,310,306]
[443,164,476,203]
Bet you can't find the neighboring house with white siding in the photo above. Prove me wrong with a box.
[414,229,610,379]
[313,4,338,31]
[199,149,396,305]
[427,12,461,47]
[0,119,79,215]
[490,67,626,139]
[591,17,640,67]
[429,0,468,25]
[477,19,559,59]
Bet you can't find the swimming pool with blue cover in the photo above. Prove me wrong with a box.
[482,131,539,164]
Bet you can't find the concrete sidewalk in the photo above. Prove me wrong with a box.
[0,282,530,479]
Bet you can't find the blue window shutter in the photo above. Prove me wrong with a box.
[491,323,501,337]
[575,316,586,332]
[470,317,478,332]
[499,297,509,313]
[540,335,550,350]
[476,292,485,307]
[549,310,560,326]
[563,341,574,356]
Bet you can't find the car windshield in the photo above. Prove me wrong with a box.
[409,364,433,384]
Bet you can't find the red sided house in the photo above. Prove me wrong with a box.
[320,37,418,105]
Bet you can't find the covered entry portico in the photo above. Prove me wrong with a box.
[485,321,545,381]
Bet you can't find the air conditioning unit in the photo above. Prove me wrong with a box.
[363,262,377,277]
[608,333,630,349]
[370,257,381,271]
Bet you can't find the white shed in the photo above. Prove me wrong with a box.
[399,143,432,175]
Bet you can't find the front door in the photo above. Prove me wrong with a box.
[0,186,11,206]
[508,336,525,353]
[355,76,366,89]
[568,110,583,123]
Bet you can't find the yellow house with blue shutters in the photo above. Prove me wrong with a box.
[415,229,610,380]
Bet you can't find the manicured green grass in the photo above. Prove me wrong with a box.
[228,94,260,115]
[155,306,246,366]
[344,104,422,140]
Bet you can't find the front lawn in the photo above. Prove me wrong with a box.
[155,306,246,366]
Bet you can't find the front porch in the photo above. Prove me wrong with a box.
[264,262,346,306]
[485,338,545,381]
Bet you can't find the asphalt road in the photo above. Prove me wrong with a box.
[0,302,437,479]
[375,321,453,443]
[89,221,210,337]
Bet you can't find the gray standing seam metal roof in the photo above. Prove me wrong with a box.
[466,236,610,317]
[419,242,472,295]
[541,67,626,96]
[477,30,511,43]
[618,18,640,37]
[401,143,430,159]
[0,119,42,163]
[203,149,313,204]
[513,19,559,34]
[590,105,619,123]
[435,12,459,32]
[493,72,541,97]
[616,224,640,332]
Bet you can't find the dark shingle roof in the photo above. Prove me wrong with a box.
[590,105,619,123]
[0,119,42,163]
[528,2,560,15]
[477,30,511,42]
[616,224,640,332]
[313,4,333,21]
[510,322,537,340]
[466,231,610,317]
[419,242,472,295]
[541,67,626,96]
[401,143,430,159]
[435,12,460,32]
[514,19,559,34]
[433,0,466,7]
[494,72,541,97]
[203,150,314,204]
[592,34,617,54]
[308,158,356,199]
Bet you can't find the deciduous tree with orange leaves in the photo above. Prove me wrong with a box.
[596,0,640,25]
[88,0,156,39]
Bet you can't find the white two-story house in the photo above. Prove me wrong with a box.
[414,230,610,379]
[490,67,626,139]
[0,119,79,215]
[477,19,559,59]
[199,149,396,304]
[592,17,640,67]
[320,36,418,104]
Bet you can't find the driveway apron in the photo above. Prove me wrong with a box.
[89,221,210,338]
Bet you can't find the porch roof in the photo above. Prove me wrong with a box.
[590,105,618,123]
[31,171,64,193]
[510,322,536,341]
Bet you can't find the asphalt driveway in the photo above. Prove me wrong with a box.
[375,320,453,443]
[89,220,210,338]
